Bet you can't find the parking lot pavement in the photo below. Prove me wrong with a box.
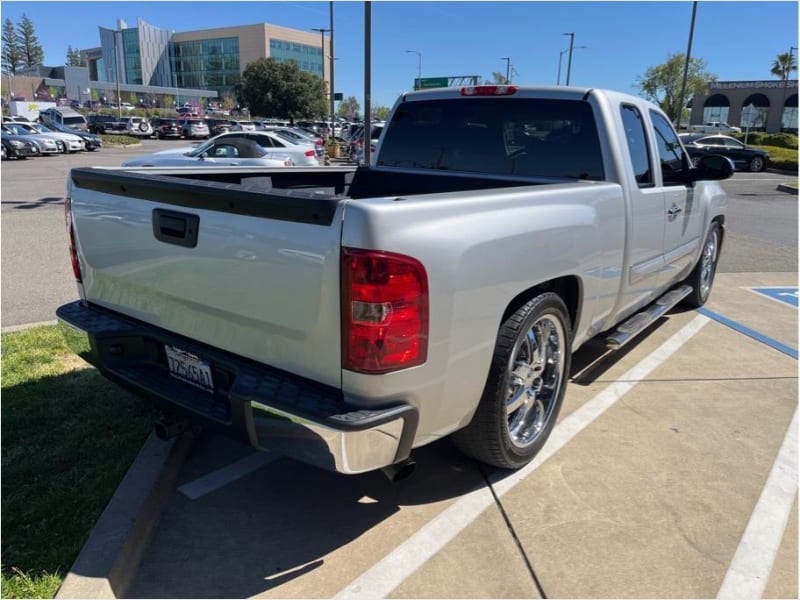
[118,271,797,599]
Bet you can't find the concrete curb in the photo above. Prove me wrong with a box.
[1,319,58,334]
[776,183,798,195]
[56,432,194,599]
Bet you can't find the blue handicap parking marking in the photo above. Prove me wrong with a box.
[749,287,799,308]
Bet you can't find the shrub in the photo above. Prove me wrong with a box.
[733,132,798,149]
[751,145,798,172]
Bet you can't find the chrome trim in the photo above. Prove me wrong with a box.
[249,401,405,474]
[629,255,664,285]
[664,237,699,266]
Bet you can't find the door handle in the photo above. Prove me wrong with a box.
[667,205,682,217]
[153,209,200,248]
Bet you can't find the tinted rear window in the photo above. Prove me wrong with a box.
[377,97,604,180]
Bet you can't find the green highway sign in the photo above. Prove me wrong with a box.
[414,77,450,90]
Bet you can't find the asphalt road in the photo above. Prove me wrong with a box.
[0,141,797,328]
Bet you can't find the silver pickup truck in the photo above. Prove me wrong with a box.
[57,86,731,480]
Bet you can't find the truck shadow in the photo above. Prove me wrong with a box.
[126,433,489,598]
[4,197,64,210]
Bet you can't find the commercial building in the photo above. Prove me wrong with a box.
[690,80,798,133]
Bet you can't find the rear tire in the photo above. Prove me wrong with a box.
[683,222,721,307]
[453,292,572,469]
[749,156,766,172]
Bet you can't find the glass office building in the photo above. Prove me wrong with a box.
[91,20,329,97]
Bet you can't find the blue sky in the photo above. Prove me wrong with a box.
[1,1,797,108]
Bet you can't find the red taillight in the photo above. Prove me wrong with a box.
[342,248,429,374]
[64,196,82,282]
[315,139,323,146]
[460,85,518,96]
[305,149,316,157]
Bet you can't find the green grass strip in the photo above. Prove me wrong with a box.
[1,326,154,598]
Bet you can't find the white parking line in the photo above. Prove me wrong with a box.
[334,315,711,600]
[717,408,798,600]
[178,452,278,500]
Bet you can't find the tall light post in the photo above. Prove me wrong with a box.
[312,27,331,140]
[406,50,421,89]
[329,1,335,140]
[557,45,586,85]
[676,1,698,126]
[779,45,798,131]
[501,57,511,83]
[113,29,122,119]
[562,32,575,86]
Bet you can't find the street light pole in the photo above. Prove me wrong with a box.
[557,46,586,85]
[563,32,575,86]
[676,1,698,126]
[779,45,798,131]
[406,50,421,89]
[312,27,331,140]
[113,30,122,120]
[329,1,335,140]
[364,1,372,165]
[501,57,511,83]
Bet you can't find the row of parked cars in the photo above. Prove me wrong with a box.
[1,117,102,160]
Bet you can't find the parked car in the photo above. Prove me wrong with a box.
[17,122,85,152]
[246,131,319,165]
[121,133,293,167]
[151,118,182,139]
[87,115,127,134]
[39,107,89,132]
[1,129,41,159]
[229,120,256,132]
[3,115,31,123]
[262,126,325,156]
[47,121,102,151]
[123,116,154,137]
[680,133,769,172]
[2,122,64,154]
[204,118,233,136]
[178,117,210,139]
[688,121,742,134]
[350,122,385,163]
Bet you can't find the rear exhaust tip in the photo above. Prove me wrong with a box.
[381,459,416,483]
[154,415,190,441]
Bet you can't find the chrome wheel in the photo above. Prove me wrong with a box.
[698,226,719,301]
[506,314,566,449]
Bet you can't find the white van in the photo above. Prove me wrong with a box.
[40,107,88,132]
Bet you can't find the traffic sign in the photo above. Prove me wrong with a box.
[414,77,449,90]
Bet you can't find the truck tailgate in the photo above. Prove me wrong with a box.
[68,168,345,388]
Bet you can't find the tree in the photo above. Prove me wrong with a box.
[17,14,44,71]
[483,72,509,85]
[636,52,716,123]
[336,95,360,119]
[220,91,237,112]
[2,18,22,75]
[236,58,327,121]
[372,105,391,120]
[770,52,797,81]
[66,45,83,67]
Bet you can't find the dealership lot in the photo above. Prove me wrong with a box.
[1,142,797,598]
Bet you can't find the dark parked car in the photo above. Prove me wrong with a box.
[1,131,40,159]
[204,118,233,136]
[48,121,102,151]
[680,133,769,172]
[86,114,127,134]
[151,118,182,139]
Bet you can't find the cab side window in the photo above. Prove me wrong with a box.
[649,111,687,186]
[620,105,652,187]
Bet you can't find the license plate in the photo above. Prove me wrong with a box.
[165,345,214,393]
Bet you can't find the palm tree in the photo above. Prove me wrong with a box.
[770,52,797,80]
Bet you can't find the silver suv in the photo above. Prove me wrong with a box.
[124,117,154,137]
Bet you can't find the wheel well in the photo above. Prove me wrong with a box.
[712,215,725,250]
[501,276,582,334]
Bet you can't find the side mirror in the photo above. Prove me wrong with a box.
[691,154,734,181]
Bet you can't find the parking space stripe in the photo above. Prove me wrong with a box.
[717,408,798,600]
[178,452,278,500]
[334,315,710,600]
[697,307,798,359]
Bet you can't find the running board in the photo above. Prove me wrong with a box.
[606,285,693,351]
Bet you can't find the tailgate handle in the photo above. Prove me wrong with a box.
[153,209,200,248]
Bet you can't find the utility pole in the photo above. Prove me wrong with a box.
[364,1,372,165]
[563,32,575,86]
[311,26,331,140]
[677,1,698,126]
[502,57,511,83]
[329,1,335,140]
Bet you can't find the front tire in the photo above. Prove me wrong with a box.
[749,156,766,172]
[683,222,721,307]
[453,292,572,469]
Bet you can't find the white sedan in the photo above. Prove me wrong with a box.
[122,134,293,167]
[16,122,85,152]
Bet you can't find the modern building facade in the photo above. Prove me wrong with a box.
[690,80,798,133]
[86,20,330,97]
